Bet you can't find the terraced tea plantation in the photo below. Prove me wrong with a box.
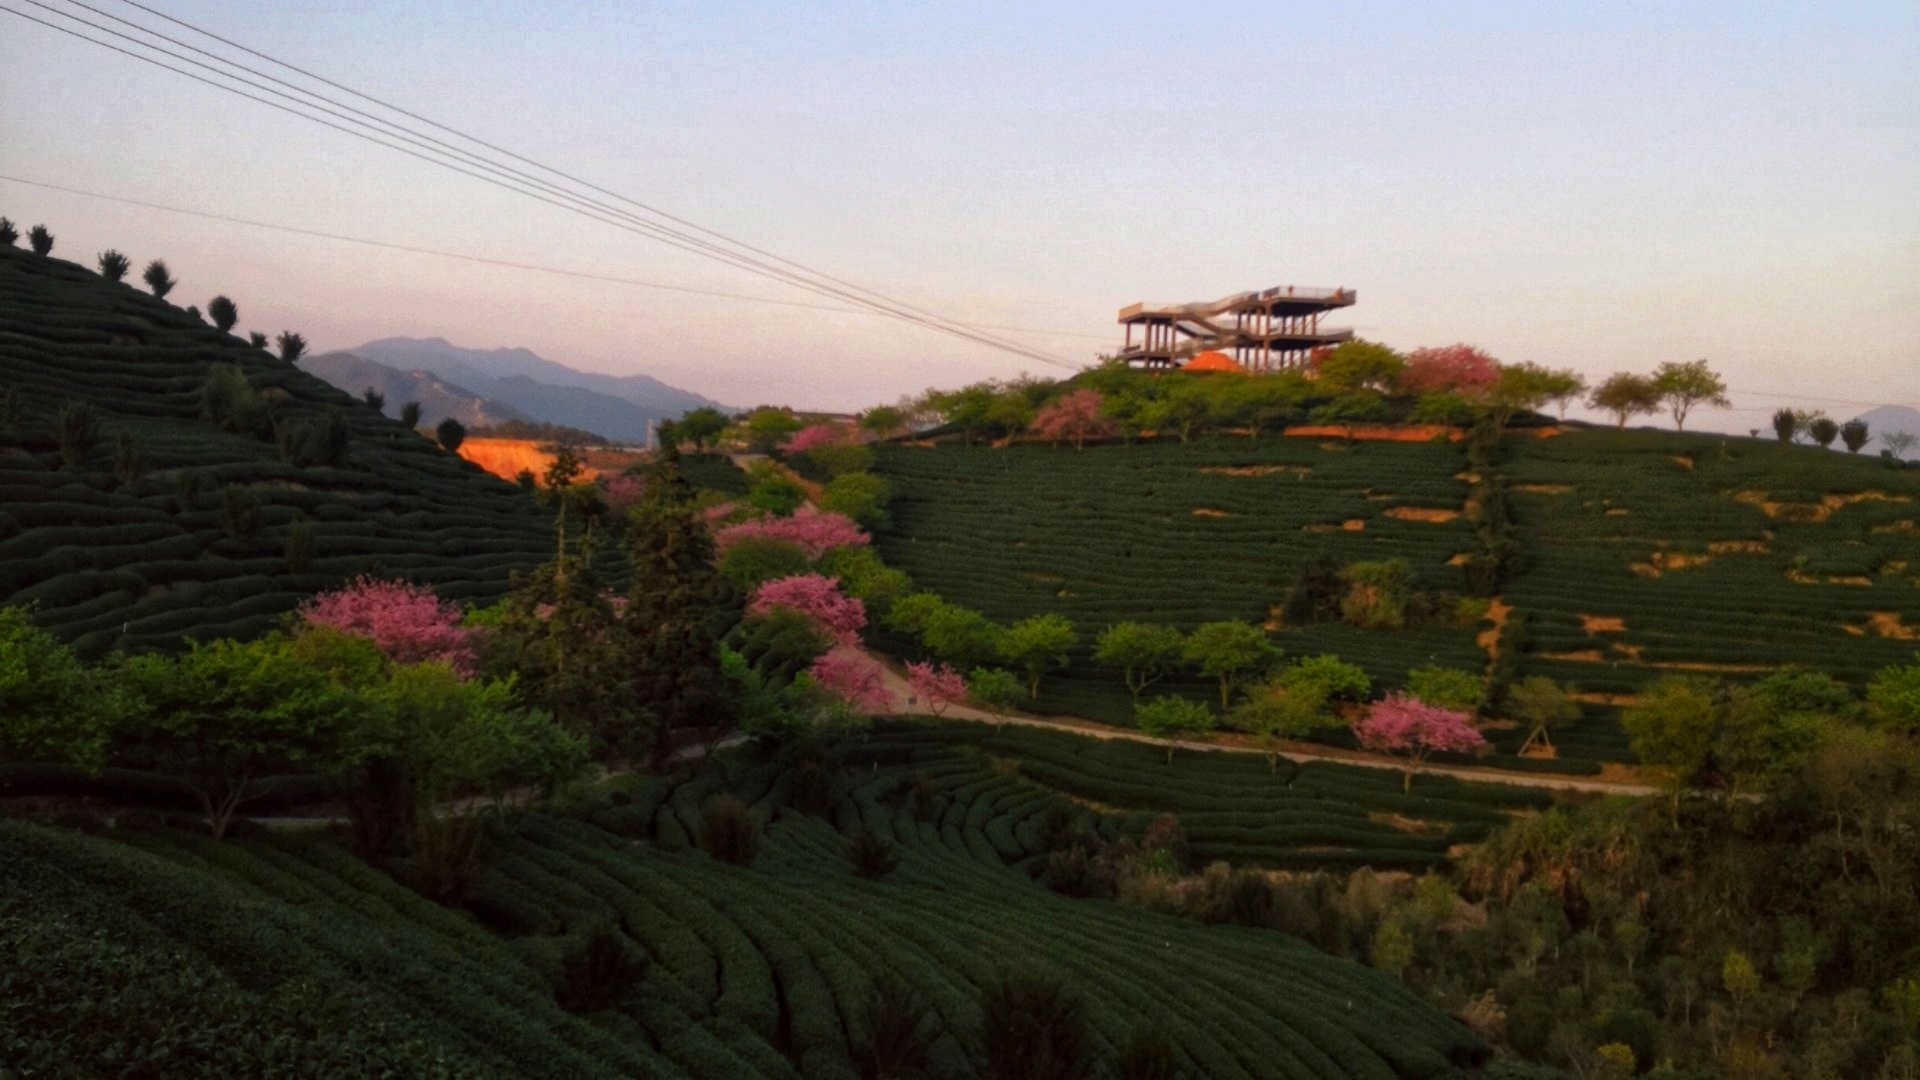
[0,246,554,653]
[3,721,1501,1078]
[1501,429,1920,694]
[871,436,1486,706]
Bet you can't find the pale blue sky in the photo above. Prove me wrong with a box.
[3,1,1915,423]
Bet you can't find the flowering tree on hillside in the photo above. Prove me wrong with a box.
[906,660,967,718]
[782,422,857,455]
[805,648,893,717]
[715,507,869,560]
[1353,693,1488,791]
[301,577,481,676]
[1400,345,1500,397]
[1031,389,1116,450]
[600,473,646,512]
[748,574,867,644]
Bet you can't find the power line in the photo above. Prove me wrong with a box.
[4,1,1086,369]
[0,173,1113,340]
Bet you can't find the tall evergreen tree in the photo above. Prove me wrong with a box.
[625,444,736,768]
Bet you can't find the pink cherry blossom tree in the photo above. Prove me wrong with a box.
[599,473,647,511]
[1352,692,1489,791]
[1399,345,1501,397]
[782,422,857,455]
[300,576,481,677]
[905,660,967,718]
[806,647,893,716]
[748,573,867,644]
[715,507,869,560]
[1030,389,1116,450]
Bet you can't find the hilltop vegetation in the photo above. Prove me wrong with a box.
[0,242,557,653]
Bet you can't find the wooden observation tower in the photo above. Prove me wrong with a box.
[1116,286,1356,371]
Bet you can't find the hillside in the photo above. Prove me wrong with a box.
[350,336,730,445]
[300,349,528,429]
[0,723,1488,1079]
[868,428,1920,770]
[0,245,556,654]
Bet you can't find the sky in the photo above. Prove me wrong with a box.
[2,1,1915,426]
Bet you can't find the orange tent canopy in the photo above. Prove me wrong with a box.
[1182,351,1246,374]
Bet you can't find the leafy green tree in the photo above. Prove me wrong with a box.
[673,406,729,450]
[923,603,1004,672]
[1623,676,1719,816]
[818,545,911,609]
[1839,418,1870,453]
[0,607,114,771]
[1536,367,1588,419]
[741,407,803,452]
[808,440,875,477]
[114,635,369,838]
[886,591,946,637]
[1094,622,1186,703]
[858,404,906,438]
[0,218,16,246]
[967,667,1024,732]
[1308,392,1387,435]
[207,294,238,333]
[717,536,813,589]
[1182,621,1276,707]
[28,225,53,256]
[1882,430,1917,462]
[398,401,422,429]
[742,459,805,515]
[1230,681,1333,773]
[436,417,466,452]
[1649,360,1729,431]
[998,613,1076,700]
[1771,408,1799,443]
[141,258,175,297]
[1370,919,1414,981]
[95,250,131,281]
[1278,654,1372,702]
[1807,415,1839,448]
[1587,372,1661,429]
[1485,361,1561,428]
[818,471,890,528]
[1136,696,1215,763]
[275,330,307,364]
[624,446,735,767]
[1339,559,1414,630]
[1406,665,1482,712]
[1313,340,1405,393]
[1867,657,1920,735]
[1508,676,1580,755]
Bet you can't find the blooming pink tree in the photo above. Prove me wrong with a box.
[748,573,867,644]
[905,660,967,718]
[1031,389,1116,450]
[599,473,646,512]
[715,507,869,560]
[1399,345,1501,397]
[300,577,481,677]
[782,422,857,455]
[806,647,893,716]
[1352,693,1488,791]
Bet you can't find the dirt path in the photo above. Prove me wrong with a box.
[864,649,1656,797]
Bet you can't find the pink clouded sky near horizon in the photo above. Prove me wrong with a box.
[2,1,1914,428]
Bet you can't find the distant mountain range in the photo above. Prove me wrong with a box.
[300,351,528,430]
[1856,405,1920,455]
[330,337,731,445]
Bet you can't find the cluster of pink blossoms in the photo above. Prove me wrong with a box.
[782,422,858,455]
[905,660,967,718]
[714,507,869,560]
[806,648,892,715]
[300,576,482,677]
[747,573,867,644]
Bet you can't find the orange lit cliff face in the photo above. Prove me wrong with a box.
[456,439,648,482]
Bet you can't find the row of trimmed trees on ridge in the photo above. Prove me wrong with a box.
[1769,407,1915,459]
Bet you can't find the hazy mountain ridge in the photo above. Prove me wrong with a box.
[347,336,731,445]
[300,351,528,430]
[1855,405,1920,451]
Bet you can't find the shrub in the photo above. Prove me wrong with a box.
[1406,665,1482,711]
[1771,408,1798,443]
[28,224,53,255]
[818,471,891,527]
[855,973,942,1080]
[1042,845,1117,900]
[200,364,273,438]
[206,294,238,333]
[979,971,1094,1080]
[437,417,466,452]
[699,795,760,865]
[247,331,268,350]
[95,250,131,281]
[56,401,99,471]
[555,926,650,1014]
[1808,416,1839,448]
[275,330,307,363]
[361,387,385,411]
[141,258,175,297]
[398,401,422,429]
[718,535,813,588]
[1339,559,1413,630]
[847,826,901,879]
[0,218,16,246]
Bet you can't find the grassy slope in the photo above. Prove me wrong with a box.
[0,246,555,654]
[1,722,1495,1078]
[868,430,1920,766]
